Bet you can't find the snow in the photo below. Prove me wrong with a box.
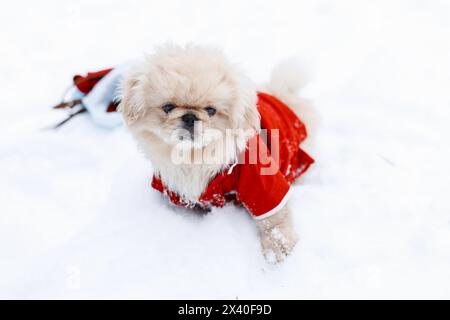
[1,0,450,299]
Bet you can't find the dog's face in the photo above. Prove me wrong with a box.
[120,45,259,150]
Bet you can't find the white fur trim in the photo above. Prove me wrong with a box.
[252,188,292,220]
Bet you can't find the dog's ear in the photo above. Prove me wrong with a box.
[234,87,260,132]
[118,74,145,124]
[242,98,260,132]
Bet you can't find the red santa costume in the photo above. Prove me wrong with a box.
[61,68,314,220]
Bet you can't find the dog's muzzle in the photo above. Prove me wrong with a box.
[181,113,198,132]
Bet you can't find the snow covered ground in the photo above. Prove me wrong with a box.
[1,0,450,299]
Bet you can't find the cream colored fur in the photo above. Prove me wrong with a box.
[119,45,315,262]
[257,206,298,263]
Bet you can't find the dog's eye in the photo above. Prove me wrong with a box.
[162,103,176,114]
[204,106,216,117]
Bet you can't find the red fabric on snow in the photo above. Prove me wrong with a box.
[73,68,113,94]
[72,68,118,112]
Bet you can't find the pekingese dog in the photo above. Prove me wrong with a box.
[119,45,316,263]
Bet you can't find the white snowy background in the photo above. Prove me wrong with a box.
[1,0,450,299]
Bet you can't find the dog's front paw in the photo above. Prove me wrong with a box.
[260,225,298,263]
[257,207,298,263]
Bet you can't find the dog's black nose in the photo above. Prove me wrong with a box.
[181,113,198,128]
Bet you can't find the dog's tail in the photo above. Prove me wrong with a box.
[266,58,310,99]
[265,58,319,145]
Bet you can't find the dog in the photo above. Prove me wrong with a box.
[119,44,316,263]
